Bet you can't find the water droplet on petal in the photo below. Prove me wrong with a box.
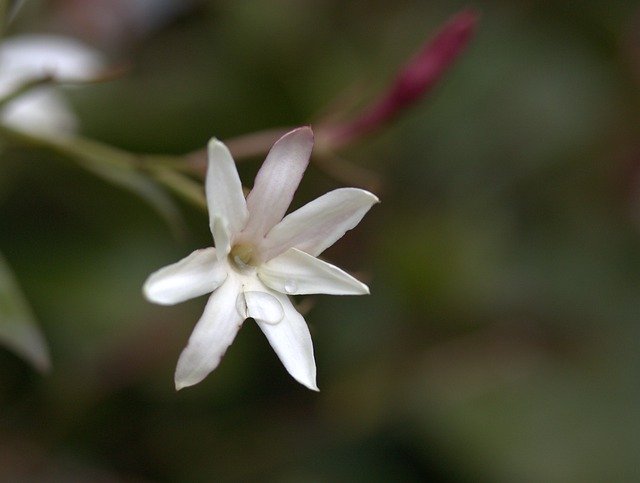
[284,279,297,294]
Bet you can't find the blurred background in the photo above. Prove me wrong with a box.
[1,0,640,481]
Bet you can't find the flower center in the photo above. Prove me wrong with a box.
[229,243,257,272]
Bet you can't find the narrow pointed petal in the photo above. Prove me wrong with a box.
[236,290,284,324]
[206,139,248,243]
[259,248,369,295]
[212,216,231,259]
[143,248,227,305]
[175,276,243,390]
[261,187,379,260]
[256,290,318,391]
[240,127,313,243]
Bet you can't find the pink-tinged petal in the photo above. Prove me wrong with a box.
[174,275,243,390]
[261,187,379,260]
[240,127,314,244]
[206,138,248,243]
[256,290,318,391]
[236,290,284,324]
[259,248,369,295]
[143,248,227,306]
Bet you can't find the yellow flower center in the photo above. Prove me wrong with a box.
[229,243,257,272]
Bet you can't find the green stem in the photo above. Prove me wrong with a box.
[0,124,206,210]
[0,76,56,108]
[148,165,206,209]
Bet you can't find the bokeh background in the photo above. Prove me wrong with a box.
[1,0,640,481]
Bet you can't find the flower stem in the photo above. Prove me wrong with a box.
[0,124,206,210]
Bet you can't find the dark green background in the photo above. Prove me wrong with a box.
[1,1,639,481]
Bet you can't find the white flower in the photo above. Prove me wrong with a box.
[0,34,104,136]
[143,127,378,390]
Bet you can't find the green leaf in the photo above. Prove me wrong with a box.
[56,136,186,233]
[74,152,186,235]
[0,0,25,31]
[0,252,51,372]
[0,126,186,234]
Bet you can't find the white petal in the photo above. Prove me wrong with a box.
[259,248,369,295]
[143,248,227,305]
[212,216,231,259]
[240,127,313,244]
[0,34,104,86]
[256,290,318,391]
[174,275,244,390]
[261,188,379,261]
[1,90,78,136]
[236,290,284,324]
[206,138,248,242]
[0,35,104,136]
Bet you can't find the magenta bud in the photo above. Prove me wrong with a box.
[325,9,479,148]
[390,9,477,107]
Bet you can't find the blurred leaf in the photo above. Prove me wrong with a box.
[74,150,185,235]
[0,0,26,31]
[0,0,8,30]
[57,136,186,234]
[0,251,50,372]
[0,126,185,234]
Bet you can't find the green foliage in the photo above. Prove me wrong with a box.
[0,252,49,372]
[1,0,640,481]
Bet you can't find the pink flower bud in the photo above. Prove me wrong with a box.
[325,9,479,148]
